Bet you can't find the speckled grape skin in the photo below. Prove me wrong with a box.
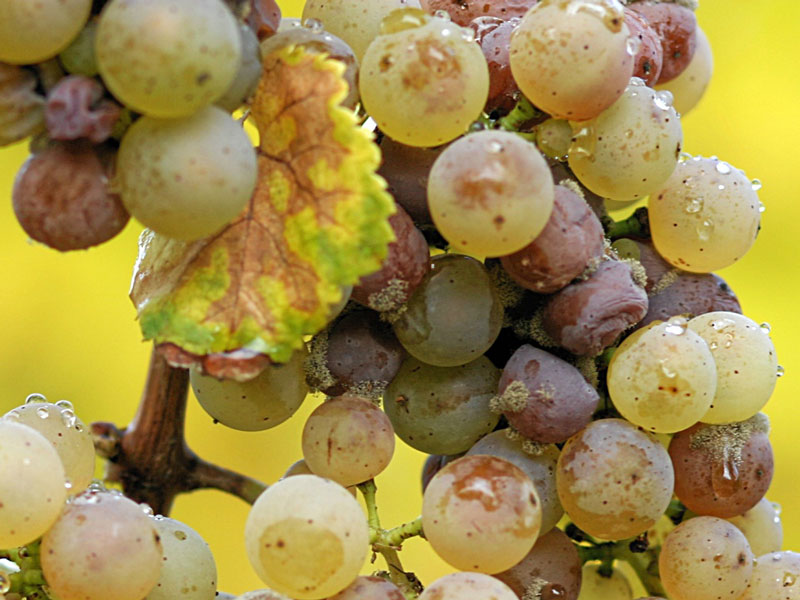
[428,130,554,257]
[422,0,536,27]
[472,16,521,114]
[669,421,774,518]
[687,312,777,424]
[568,78,682,203]
[509,0,634,121]
[0,0,92,64]
[495,528,581,600]
[422,455,542,573]
[623,8,663,86]
[607,320,717,433]
[556,419,674,541]
[467,430,563,534]
[419,572,518,600]
[649,156,761,273]
[96,0,241,118]
[656,26,712,116]
[325,576,405,600]
[244,476,369,600]
[739,551,800,600]
[359,11,489,147]
[117,106,257,241]
[726,498,783,558]
[629,1,696,84]
[302,396,395,487]
[658,517,753,600]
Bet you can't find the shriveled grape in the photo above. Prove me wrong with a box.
[639,272,742,329]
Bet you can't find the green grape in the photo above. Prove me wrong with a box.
[422,455,541,573]
[535,118,573,160]
[392,254,503,367]
[3,396,95,493]
[418,573,518,600]
[301,395,395,487]
[659,516,754,600]
[0,0,91,65]
[739,551,800,600]
[557,419,674,541]
[302,0,421,62]
[190,349,308,432]
[726,497,783,558]
[146,516,217,600]
[0,420,67,548]
[383,356,500,455]
[648,155,761,273]
[577,563,633,600]
[117,106,257,241]
[42,489,164,600]
[359,9,489,147]
[656,26,713,116]
[59,20,99,77]
[96,0,241,118]
[568,77,683,203]
[215,25,263,113]
[509,0,634,121]
[467,430,564,535]
[686,312,778,424]
[607,318,717,433]
[244,475,368,600]
[427,130,554,257]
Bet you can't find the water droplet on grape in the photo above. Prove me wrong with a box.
[36,406,50,419]
[684,197,703,213]
[61,409,77,428]
[777,365,785,378]
[173,530,188,541]
[569,126,596,158]
[784,573,796,586]
[4,410,20,421]
[665,316,688,336]
[56,400,74,410]
[773,553,783,562]
[654,90,674,111]
[0,572,10,594]
[709,341,718,350]
[25,393,47,404]
[302,18,323,33]
[626,37,641,56]
[65,479,73,491]
[140,503,154,516]
[696,218,715,241]
[751,178,763,191]
[760,322,771,334]
[434,9,451,20]
[659,359,677,378]
[487,141,504,153]
[715,161,732,175]
[460,28,475,42]
[759,201,766,213]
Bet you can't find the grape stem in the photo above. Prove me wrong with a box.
[575,537,667,597]
[91,347,267,515]
[358,481,424,599]
[604,207,651,240]
[497,96,541,132]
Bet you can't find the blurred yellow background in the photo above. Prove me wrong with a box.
[0,0,798,595]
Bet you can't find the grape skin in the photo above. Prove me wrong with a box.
[623,8,663,87]
[0,420,68,548]
[421,0,535,27]
[726,497,783,558]
[629,1,697,84]
[244,475,369,600]
[325,576,405,600]
[656,26,713,116]
[738,551,800,600]
[418,572,518,600]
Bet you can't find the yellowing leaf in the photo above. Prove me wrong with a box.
[130,46,395,363]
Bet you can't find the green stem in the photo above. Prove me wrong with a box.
[605,207,650,240]
[613,545,667,598]
[384,517,423,547]
[358,480,381,542]
[497,96,540,131]
[375,547,422,599]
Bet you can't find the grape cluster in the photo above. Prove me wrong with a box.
[0,0,795,599]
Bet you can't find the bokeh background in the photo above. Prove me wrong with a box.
[0,0,798,595]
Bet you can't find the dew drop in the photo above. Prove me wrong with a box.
[4,410,20,421]
[0,573,10,594]
[773,554,784,562]
[174,530,188,541]
[569,126,596,158]
[487,141,504,154]
[61,409,77,429]
[140,503,154,516]
[715,161,732,175]
[25,393,47,404]
[654,90,674,111]
[460,27,475,42]
[679,151,693,162]
[777,365,785,378]
[684,196,703,214]
[65,479,73,491]
[709,341,718,350]
[760,322,772,334]
[665,316,688,335]
[55,400,74,410]
[302,17,323,32]
[626,36,641,56]
[659,359,677,379]
[36,406,50,419]
[783,572,796,586]
[759,201,766,213]
[434,8,451,20]
[751,178,763,191]
[88,480,107,493]
[696,218,714,241]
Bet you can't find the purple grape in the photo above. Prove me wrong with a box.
[640,273,742,329]
[377,137,443,224]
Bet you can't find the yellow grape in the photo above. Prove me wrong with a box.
[726,498,783,558]
[739,551,800,600]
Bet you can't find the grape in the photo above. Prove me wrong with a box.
[377,137,442,224]
[392,254,503,367]
[302,0,422,61]
[351,203,430,312]
[59,20,100,77]
[687,312,777,424]
[472,17,520,114]
[500,184,605,293]
[648,155,761,273]
[307,310,406,397]
[656,26,712,116]
[96,0,241,118]
[359,9,489,147]
[418,572,518,600]
[669,416,774,518]
[543,260,649,357]
[0,0,91,65]
[116,106,257,241]
[302,396,395,487]
[41,489,164,600]
[509,0,634,121]
[623,8,663,86]
[467,430,563,534]
[557,419,674,541]
[3,397,94,493]
[577,563,632,600]
[191,349,307,431]
[611,238,671,294]
[607,318,716,433]
[234,593,290,600]
[568,78,682,203]
[427,130,554,257]
[421,453,463,492]
[244,475,368,599]
[261,19,359,111]
[422,0,535,27]
[325,576,404,600]
[384,356,500,455]
[726,497,783,558]
[739,551,800,600]
[44,76,120,144]
[0,420,68,548]
[0,63,45,148]
[639,273,742,330]
[146,516,217,600]
[495,527,582,600]
[536,118,574,160]
[658,516,753,600]
[495,345,599,443]
[629,1,697,84]
[422,455,541,573]
[215,25,263,113]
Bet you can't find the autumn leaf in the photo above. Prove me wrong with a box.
[130,45,395,364]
